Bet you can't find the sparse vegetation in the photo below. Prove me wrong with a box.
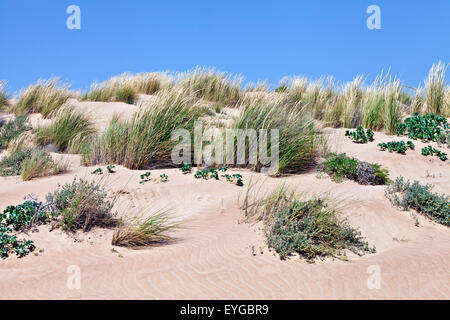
[35,106,96,152]
[0,81,9,111]
[421,146,447,161]
[345,126,374,143]
[385,177,449,226]
[0,116,30,150]
[14,78,76,118]
[378,141,415,154]
[45,177,117,232]
[243,185,375,262]
[319,153,389,185]
[0,148,67,180]
[112,211,178,248]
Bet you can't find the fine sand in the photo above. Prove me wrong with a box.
[0,114,449,299]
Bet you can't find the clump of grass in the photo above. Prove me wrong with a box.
[0,81,9,111]
[112,211,178,247]
[7,131,36,154]
[21,148,68,181]
[0,148,33,176]
[425,61,448,116]
[232,96,324,174]
[243,185,375,262]
[35,105,96,151]
[83,72,170,103]
[385,176,449,226]
[82,89,205,169]
[176,67,242,107]
[319,153,389,185]
[0,116,30,150]
[14,78,76,118]
[0,147,67,180]
[45,177,117,232]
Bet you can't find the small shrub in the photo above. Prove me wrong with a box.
[385,177,449,226]
[319,153,389,185]
[0,148,33,176]
[112,211,178,247]
[245,186,375,262]
[0,116,30,150]
[45,178,117,232]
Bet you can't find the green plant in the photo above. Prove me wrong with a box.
[21,148,67,181]
[35,106,96,151]
[397,112,448,142]
[319,153,389,185]
[106,165,116,173]
[421,146,447,161]
[45,177,117,232]
[14,78,75,118]
[115,86,136,104]
[180,163,192,174]
[0,116,30,150]
[140,172,151,184]
[243,186,375,262]
[377,141,415,154]
[345,126,374,144]
[112,211,178,247]
[0,81,9,111]
[0,148,33,176]
[91,168,103,175]
[160,173,168,182]
[385,177,449,226]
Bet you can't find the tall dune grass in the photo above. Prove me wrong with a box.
[112,210,178,248]
[425,61,449,116]
[175,67,243,107]
[233,95,324,174]
[82,89,205,169]
[0,81,9,111]
[83,72,171,103]
[35,105,96,151]
[14,78,76,118]
[21,148,68,181]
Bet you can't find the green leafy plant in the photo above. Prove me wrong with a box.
[385,177,449,226]
[106,165,116,173]
[421,146,447,161]
[319,153,389,185]
[160,173,168,182]
[91,168,103,175]
[140,172,151,184]
[377,141,415,154]
[180,163,192,174]
[397,112,448,142]
[345,126,374,144]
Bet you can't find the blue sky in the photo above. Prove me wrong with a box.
[0,0,448,93]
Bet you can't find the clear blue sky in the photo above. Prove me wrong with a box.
[0,0,448,93]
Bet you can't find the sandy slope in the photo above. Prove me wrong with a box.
[0,128,449,299]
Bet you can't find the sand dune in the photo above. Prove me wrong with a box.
[0,128,448,299]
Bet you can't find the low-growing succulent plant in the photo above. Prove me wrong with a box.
[397,113,448,142]
[91,167,103,175]
[139,171,151,184]
[160,173,168,182]
[345,126,374,144]
[107,165,116,173]
[421,146,447,161]
[377,141,415,154]
[180,163,192,174]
